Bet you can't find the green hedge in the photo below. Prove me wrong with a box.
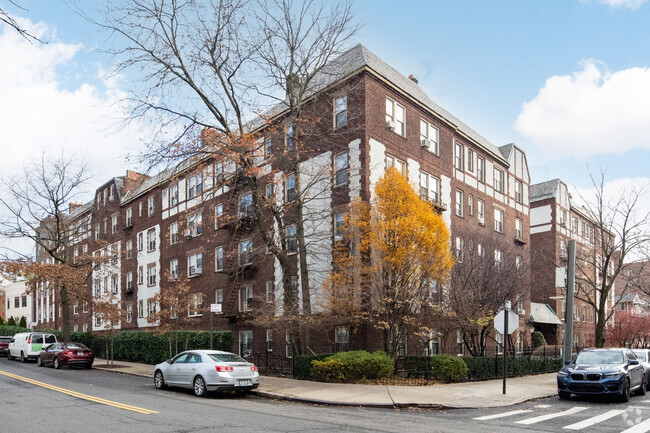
[0,325,30,336]
[293,353,333,380]
[430,354,468,383]
[310,351,393,383]
[532,331,547,348]
[463,355,563,380]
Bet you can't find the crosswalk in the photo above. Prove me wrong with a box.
[472,402,650,432]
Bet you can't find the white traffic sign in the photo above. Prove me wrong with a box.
[210,303,222,313]
[494,309,519,335]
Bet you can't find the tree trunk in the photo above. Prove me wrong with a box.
[296,193,312,348]
[60,284,71,341]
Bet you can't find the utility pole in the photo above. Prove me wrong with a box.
[563,240,576,364]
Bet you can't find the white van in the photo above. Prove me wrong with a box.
[8,333,58,362]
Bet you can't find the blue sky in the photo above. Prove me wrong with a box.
[1,0,649,194]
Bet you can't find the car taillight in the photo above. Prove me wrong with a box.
[62,350,74,356]
[251,366,258,372]
[27,337,31,344]
[215,365,233,372]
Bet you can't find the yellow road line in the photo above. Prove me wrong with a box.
[0,369,158,414]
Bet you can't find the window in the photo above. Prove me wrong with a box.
[147,263,156,286]
[466,149,474,172]
[215,204,223,229]
[94,224,100,240]
[516,218,523,239]
[478,200,485,224]
[494,249,503,269]
[335,326,350,352]
[188,253,203,277]
[494,208,504,233]
[126,272,133,291]
[239,285,253,312]
[419,119,439,154]
[266,281,274,303]
[455,190,464,217]
[126,304,133,323]
[334,95,347,128]
[138,202,143,217]
[138,232,144,252]
[138,300,144,318]
[515,180,523,203]
[285,123,295,150]
[477,157,485,183]
[239,239,253,265]
[147,299,157,317]
[335,152,349,185]
[170,259,178,279]
[169,184,179,207]
[494,168,504,193]
[74,324,78,332]
[454,237,463,262]
[109,184,115,201]
[111,274,118,294]
[126,239,132,259]
[468,195,474,216]
[147,229,156,252]
[266,329,274,352]
[291,276,299,298]
[170,222,178,244]
[264,138,272,160]
[454,143,463,171]
[148,196,155,216]
[386,155,406,177]
[560,240,567,259]
[239,192,254,218]
[419,171,440,203]
[265,183,274,199]
[125,208,132,227]
[112,216,118,234]
[516,255,522,271]
[287,225,297,254]
[334,211,345,242]
[83,301,88,313]
[82,323,88,333]
[215,162,224,186]
[73,303,79,315]
[240,330,253,357]
[188,293,203,317]
[285,174,296,202]
[103,218,107,234]
[214,289,223,314]
[187,212,203,236]
[456,330,464,356]
[215,246,224,271]
[188,174,203,199]
[385,97,405,136]
[95,315,102,327]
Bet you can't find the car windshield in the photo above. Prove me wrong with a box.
[634,351,647,362]
[63,343,88,350]
[208,353,247,363]
[575,351,624,364]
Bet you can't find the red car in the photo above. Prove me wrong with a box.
[37,342,94,369]
[0,336,10,357]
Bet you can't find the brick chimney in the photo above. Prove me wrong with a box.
[68,202,82,213]
[408,74,418,85]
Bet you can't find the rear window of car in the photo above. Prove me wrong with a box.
[576,351,624,364]
[63,343,88,350]
[208,353,247,363]
[0,337,11,343]
[44,335,57,344]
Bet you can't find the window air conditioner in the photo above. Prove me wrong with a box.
[421,138,431,149]
[386,120,395,131]
[184,228,194,239]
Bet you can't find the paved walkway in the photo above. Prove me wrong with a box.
[94,358,558,409]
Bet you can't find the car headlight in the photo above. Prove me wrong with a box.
[558,371,569,377]
[604,372,623,378]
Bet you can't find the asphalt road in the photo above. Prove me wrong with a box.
[3,357,650,433]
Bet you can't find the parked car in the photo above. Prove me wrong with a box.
[0,336,11,357]
[632,349,650,385]
[557,348,646,402]
[8,332,58,362]
[154,350,260,397]
[37,342,94,369]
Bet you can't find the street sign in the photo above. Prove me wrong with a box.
[494,309,519,335]
[210,303,222,313]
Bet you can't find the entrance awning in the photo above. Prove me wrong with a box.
[530,302,563,325]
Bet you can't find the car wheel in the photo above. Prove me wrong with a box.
[193,376,207,397]
[620,378,631,402]
[154,370,167,389]
[20,351,25,363]
[37,356,43,367]
[7,352,13,361]
[558,391,571,400]
[84,364,92,369]
[53,357,61,370]
[638,375,647,396]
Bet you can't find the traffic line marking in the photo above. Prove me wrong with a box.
[0,369,158,414]
[563,409,625,430]
[473,409,533,421]
[515,407,588,425]
[621,418,650,433]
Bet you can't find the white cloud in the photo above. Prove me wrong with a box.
[0,18,152,190]
[581,0,647,10]
[515,60,650,158]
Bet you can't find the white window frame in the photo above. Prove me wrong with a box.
[419,119,439,155]
[494,208,504,233]
[386,154,406,177]
[239,285,253,312]
[170,259,178,279]
[188,253,203,277]
[215,246,224,272]
[334,152,349,186]
[455,189,464,217]
[385,97,405,136]
[334,95,348,128]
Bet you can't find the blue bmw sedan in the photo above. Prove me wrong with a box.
[557,348,646,402]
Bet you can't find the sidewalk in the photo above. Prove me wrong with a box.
[93,358,558,409]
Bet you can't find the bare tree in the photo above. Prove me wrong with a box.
[0,1,44,43]
[573,171,650,347]
[0,152,93,340]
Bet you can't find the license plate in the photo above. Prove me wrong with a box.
[237,379,252,386]
[77,352,84,356]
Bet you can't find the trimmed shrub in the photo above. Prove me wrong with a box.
[463,354,564,380]
[294,353,333,380]
[430,354,468,383]
[6,317,16,326]
[0,325,30,336]
[532,331,547,348]
[18,316,26,328]
[310,351,393,383]
[0,316,4,325]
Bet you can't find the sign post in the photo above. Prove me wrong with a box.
[494,301,519,395]
[210,304,222,350]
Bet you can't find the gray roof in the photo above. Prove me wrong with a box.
[499,143,514,160]
[615,293,642,304]
[530,302,563,325]
[68,201,93,220]
[530,179,560,202]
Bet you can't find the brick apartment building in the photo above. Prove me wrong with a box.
[32,45,532,357]
[529,179,616,349]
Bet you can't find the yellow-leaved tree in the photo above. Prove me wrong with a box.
[325,168,454,356]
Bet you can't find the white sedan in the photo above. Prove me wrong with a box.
[154,350,260,397]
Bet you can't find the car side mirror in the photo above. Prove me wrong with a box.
[630,359,640,365]
[166,359,171,364]
[564,360,571,365]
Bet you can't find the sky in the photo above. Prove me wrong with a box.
[1,0,649,255]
